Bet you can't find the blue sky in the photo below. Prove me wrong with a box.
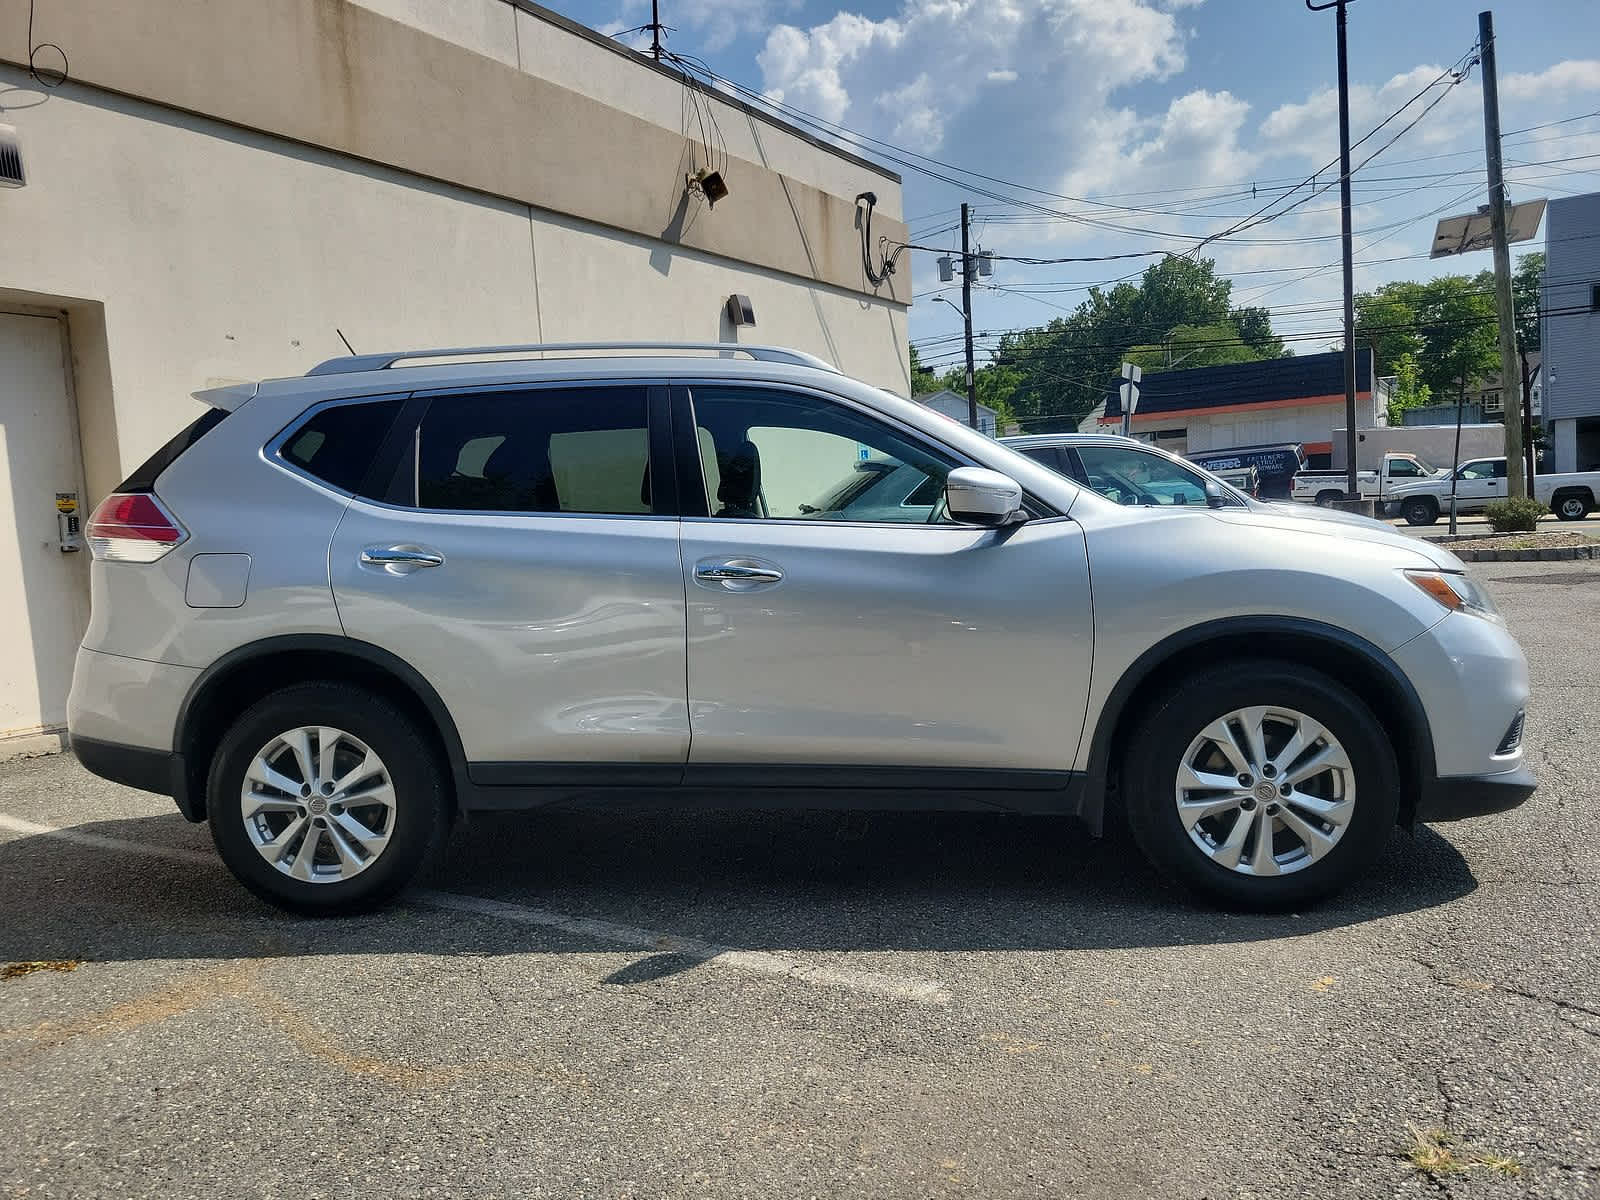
[541,0,1600,371]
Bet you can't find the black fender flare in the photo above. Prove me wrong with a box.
[1079,616,1437,830]
[172,634,471,818]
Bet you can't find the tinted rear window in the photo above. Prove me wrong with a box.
[280,398,405,497]
[118,407,229,492]
[414,387,651,515]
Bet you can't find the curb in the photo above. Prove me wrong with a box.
[1453,544,1600,562]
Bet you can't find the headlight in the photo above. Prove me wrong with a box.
[1404,569,1502,622]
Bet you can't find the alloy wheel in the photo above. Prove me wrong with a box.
[240,726,396,883]
[1174,706,1356,877]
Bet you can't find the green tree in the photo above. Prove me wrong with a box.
[908,343,937,395]
[1232,306,1286,358]
[1512,250,1544,413]
[1354,280,1426,374]
[987,256,1273,434]
[1126,322,1268,372]
[1385,351,1432,425]
[936,362,1022,434]
[1414,273,1499,401]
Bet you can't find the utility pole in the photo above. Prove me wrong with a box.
[1307,0,1360,506]
[960,202,978,430]
[1479,9,1526,498]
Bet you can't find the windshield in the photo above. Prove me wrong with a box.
[1075,444,1240,508]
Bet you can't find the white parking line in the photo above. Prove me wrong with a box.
[0,812,949,1005]
[418,890,950,1004]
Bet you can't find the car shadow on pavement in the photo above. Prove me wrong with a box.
[0,807,1478,967]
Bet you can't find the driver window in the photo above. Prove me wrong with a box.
[1457,460,1494,480]
[687,387,956,523]
[1074,444,1215,506]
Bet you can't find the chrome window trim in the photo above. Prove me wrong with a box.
[262,391,414,500]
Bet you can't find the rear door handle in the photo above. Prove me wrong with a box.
[693,558,784,589]
[361,545,444,574]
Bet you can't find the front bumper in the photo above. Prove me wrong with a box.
[1416,763,1537,822]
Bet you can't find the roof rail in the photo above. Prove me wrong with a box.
[305,342,841,377]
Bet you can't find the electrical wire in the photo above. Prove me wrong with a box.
[26,0,68,88]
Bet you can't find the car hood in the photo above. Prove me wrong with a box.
[1383,478,1440,497]
[1219,502,1465,569]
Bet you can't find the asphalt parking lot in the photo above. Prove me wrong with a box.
[2,558,1597,1199]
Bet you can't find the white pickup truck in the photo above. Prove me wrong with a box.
[1384,456,1600,526]
[1290,452,1442,507]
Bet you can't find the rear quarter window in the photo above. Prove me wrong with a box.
[279,398,405,497]
[118,407,229,491]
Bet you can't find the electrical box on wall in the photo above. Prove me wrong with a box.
[0,124,24,188]
[726,294,756,327]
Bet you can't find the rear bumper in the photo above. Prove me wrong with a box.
[72,736,200,822]
[1416,764,1537,823]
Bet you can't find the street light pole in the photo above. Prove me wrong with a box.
[1307,0,1360,505]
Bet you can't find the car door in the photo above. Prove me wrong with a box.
[1453,459,1504,509]
[329,380,689,776]
[672,382,1093,779]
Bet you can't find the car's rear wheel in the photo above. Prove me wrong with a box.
[1402,497,1438,526]
[1121,661,1399,909]
[207,683,448,914]
[1314,490,1342,508]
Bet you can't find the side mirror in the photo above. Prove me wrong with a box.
[946,467,1025,527]
[1204,480,1229,509]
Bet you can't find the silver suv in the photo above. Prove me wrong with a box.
[68,344,1534,914]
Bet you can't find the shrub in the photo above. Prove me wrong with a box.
[1483,497,1546,533]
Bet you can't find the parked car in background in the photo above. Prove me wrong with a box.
[1384,457,1600,525]
[68,346,1533,915]
[1291,451,1443,508]
[1212,464,1260,499]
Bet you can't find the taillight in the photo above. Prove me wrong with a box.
[85,492,188,562]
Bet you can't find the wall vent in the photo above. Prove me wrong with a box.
[0,125,24,189]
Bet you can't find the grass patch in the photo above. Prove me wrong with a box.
[1405,1125,1521,1177]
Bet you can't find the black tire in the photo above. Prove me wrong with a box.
[1314,490,1342,508]
[1120,661,1399,910]
[207,683,449,915]
[1553,490,1592,521]
[1402,497,1438,526]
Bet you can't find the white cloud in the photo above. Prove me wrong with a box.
[1502,59,1600,101]
[1258,64,1482,165]
[757,0,1187,151]
[1061,88,1256,200]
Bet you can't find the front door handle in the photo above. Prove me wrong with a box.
[361,545,445,574]
[694,558,784,589]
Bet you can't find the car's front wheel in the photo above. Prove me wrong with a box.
[207,683,449,914]
[1121,661,1399,909]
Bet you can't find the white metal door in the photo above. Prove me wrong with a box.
[0,312,90,742]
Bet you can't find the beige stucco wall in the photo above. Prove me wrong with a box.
[344,0,903,215]
[0,0,907,306]
[0,64,910,502]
